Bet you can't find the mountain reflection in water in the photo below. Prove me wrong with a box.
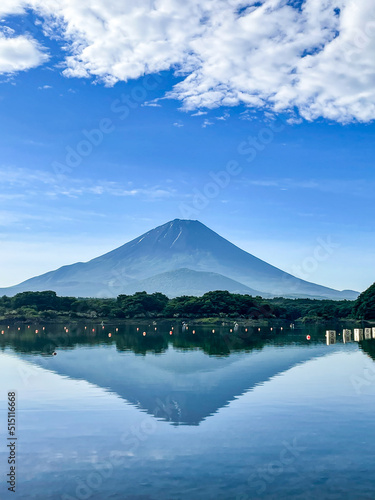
[1,322,375,499]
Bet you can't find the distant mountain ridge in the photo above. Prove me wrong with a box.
[0,219,359,299]
[122,268,263,298]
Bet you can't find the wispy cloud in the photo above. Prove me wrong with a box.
[216,112,230,121]
[0,193,25,201]
[202,119,214,128]
[0,209,64,227]
[0,167,57,187]
[0,166,176,201]
[0,210,22,226]
[53,185,176,200]
[142,101,162,108]
[242,177,373,197]
[191,110,207,117]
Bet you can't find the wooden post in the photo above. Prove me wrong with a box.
[354,329,364,342]
[343,329,352,343]
[326,330,336,345]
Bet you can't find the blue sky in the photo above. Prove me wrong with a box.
[0,1,374,292]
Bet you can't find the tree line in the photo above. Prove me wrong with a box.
[0,288,371,321]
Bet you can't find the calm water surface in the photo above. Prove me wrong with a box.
[0,322,374,500]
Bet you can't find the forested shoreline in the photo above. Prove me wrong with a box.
[0,286,373,323]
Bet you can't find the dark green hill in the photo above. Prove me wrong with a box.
[353,282,375,319]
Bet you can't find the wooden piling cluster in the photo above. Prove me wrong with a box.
[326,328,375,345]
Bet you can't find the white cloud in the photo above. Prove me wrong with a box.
[286,116,303,125]
[2,1,375,121]
[0,1,26,17]
[0,33,48,73]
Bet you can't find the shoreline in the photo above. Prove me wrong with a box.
[0,316,369,327]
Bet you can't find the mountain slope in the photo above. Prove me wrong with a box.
[122,268,264,297]
[0,219,358,299]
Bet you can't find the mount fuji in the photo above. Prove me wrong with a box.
[0,219,358,299]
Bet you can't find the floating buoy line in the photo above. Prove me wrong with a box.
[0,324,294,340]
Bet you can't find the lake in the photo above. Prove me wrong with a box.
[1,321,375,499]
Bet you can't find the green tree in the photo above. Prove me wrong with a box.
[353,283,375,319]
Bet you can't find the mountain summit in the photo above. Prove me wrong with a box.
[0,219,358,299]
